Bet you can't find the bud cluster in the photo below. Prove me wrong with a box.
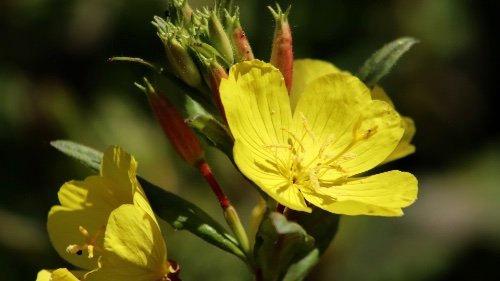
[152,0,259,115]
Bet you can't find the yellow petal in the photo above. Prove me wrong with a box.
[371,87,416,164]
[36,269,81,281]
[304,170,418,216]
[383,117,416,163]
[36,270,52,281]
[290,59,342,110]
[221,60,308,209]
[51,269,81,281]
[292,73,375,175]
[334,99,404,176]
[86,204,167,281]
[371,85,394,107]
[100,145,145,201]
[47,206,106,270]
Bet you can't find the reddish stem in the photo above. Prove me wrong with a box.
[197,161,231,210]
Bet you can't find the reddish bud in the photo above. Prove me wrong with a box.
[269,5,293,94]
[227,10,254,62]
[137,78,204,166]
[201,57,229,119]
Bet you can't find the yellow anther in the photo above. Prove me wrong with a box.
[79,225,90,237]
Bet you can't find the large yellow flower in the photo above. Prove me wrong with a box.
[38,146,175,280]
[220,60,418,216]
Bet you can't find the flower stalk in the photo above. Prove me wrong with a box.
[197,160,251,256]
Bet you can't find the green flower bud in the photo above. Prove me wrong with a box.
[208,10,234,66]
[164,36,204,91]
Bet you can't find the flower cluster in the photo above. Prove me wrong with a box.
[40,0,419,280]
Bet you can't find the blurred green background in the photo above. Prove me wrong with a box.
[1,0,499,280]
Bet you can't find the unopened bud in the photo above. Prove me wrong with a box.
[269,5,293,94]
[164,36,204,91]
[136,78,204,166]
[227,10,254,62]
[200,56,228,118]
[224,205,250,255]
[208,10,234,66]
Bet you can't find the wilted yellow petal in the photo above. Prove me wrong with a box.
[304,171,417,216]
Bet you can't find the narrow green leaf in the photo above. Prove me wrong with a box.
[358,37,419,87]
[139,178,247,261]
[50,140,246,261]
[50,140,102,172]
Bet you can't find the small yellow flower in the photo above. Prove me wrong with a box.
[47,146,148,270]
[220,60,418,216]
[40,146,176,280]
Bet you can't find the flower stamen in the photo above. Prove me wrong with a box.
[66,225,105,259]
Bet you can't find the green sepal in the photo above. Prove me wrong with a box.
[357,37,419,87]
[287,207,340,255]
[187,114,234,158]
[50,140,247,261]
[254,212,317,281]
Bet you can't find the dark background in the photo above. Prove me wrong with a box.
[1,0,499,280]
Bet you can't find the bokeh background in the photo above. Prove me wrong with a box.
[1,0,499,280]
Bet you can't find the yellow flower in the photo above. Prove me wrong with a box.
[220,60,418,216]
[40,146,175,280]
[47,146,147,269]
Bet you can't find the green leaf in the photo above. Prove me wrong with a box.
[50,140,246,261]
[254,212,317,281]
[138,178,247,261]
[50,140,102,172]
[357,37,419,87]
[187,114,234,158]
